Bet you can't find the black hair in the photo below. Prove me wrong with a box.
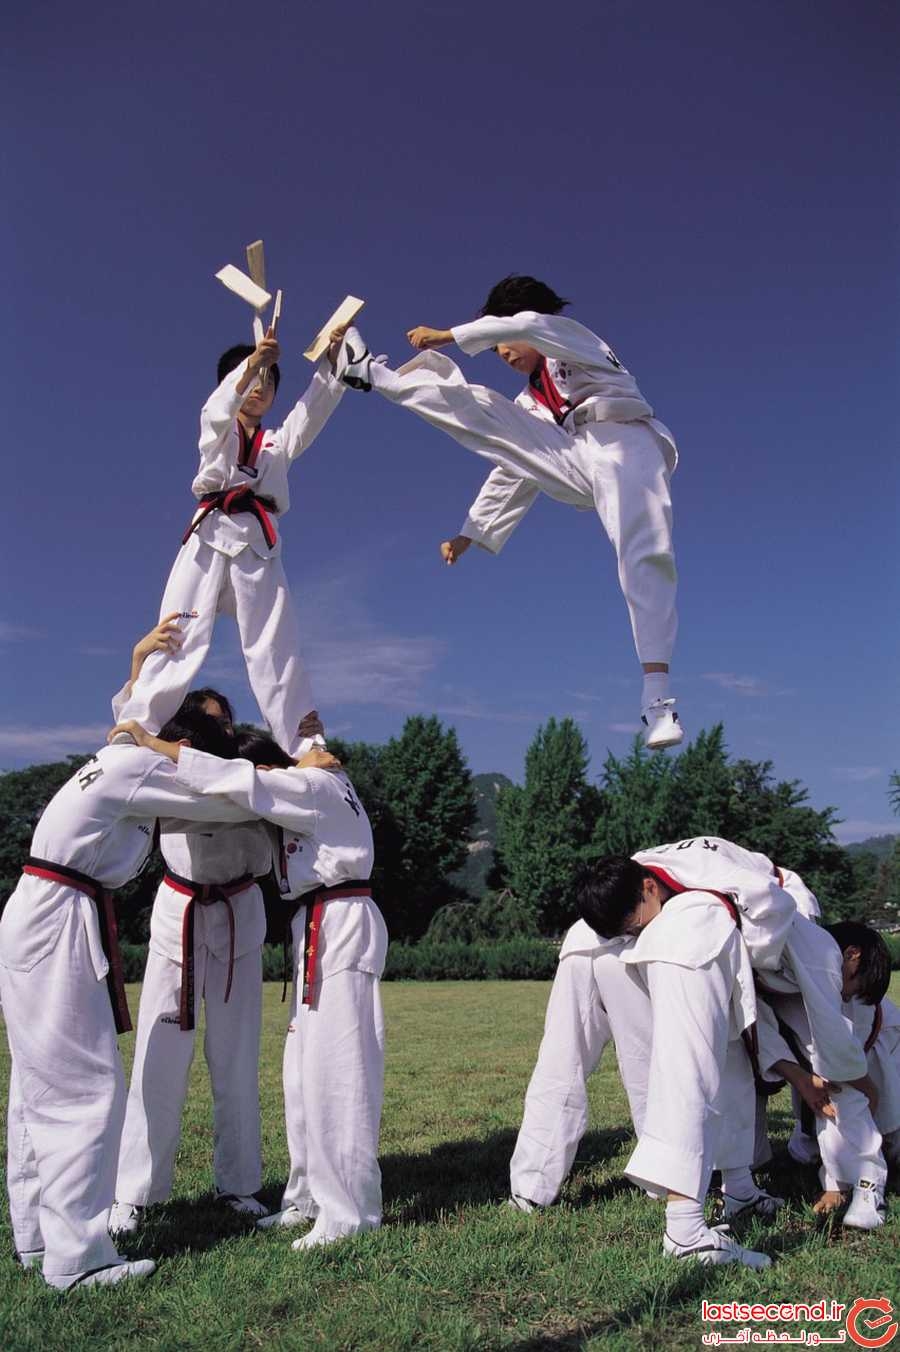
[576,856,647,939]
[479,275,571,319]
[217,344,281,393]
[236,729,295,769]
[824,921,892,1006]
[158,708,238,760]
[178,688,235,728]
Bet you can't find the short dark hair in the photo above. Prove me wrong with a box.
[159,708,237,759]
[236,729,295,769]
[576,856,647,939]
[178,688,235,727]
[824,920,892,1006]
[479,275,571,319]
[217,344,281,393]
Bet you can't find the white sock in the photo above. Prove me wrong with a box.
[721,1166,756,1201]
[665,1198,709,1248]
[642,671,670,707]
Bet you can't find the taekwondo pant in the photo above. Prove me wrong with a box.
[116,531,315,755]
[280,943,385,1242]
[114,944,263,1205]
[624,932,756,1202]
[509,950,652,1206]
[370,356,677,666]
[1,901,124,1280]
[763,993,886,1192]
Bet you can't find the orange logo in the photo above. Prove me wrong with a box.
[847,1299,899,1349]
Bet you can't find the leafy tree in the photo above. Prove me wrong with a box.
[494,717,600,934]
[890,771,900,816]
[0,757,92,899]
[589,736,676,857]
[425,889,539,943]
[378,716,477,940]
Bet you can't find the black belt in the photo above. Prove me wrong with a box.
[22,857,132,1034]
[183,486,279,550]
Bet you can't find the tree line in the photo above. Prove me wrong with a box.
[0,718,897,943]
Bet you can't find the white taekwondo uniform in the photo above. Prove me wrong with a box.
[634,837,882,1191]
[114,360,344,755]
[509,923,651,1206]
[174,748,386,1245]
[368,311,678,665]
[621,890,759,1202]
[114,819,272,1209]
[0,746,252,1284]
[852,994,900,1166]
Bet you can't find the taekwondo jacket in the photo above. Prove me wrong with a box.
[174,750,385,979]
[849,995,900,1135]
[450,311,678,554]
[150,822,272,966]
[191,359,345,560]
[632,836,798,972]
[0,745,252,980]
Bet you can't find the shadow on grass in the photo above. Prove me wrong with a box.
[119,1125,636,1256]
[381,1126,635,1223]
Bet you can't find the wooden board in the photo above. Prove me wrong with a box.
[215,264,271,310]
[303,295,365,362]
[245,240,266,290]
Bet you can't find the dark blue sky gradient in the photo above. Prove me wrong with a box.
[4,0,898,840]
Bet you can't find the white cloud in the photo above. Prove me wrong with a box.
[306,634,446,707]
[833,820,899,845]
[0,621,43,643]
[608,721,642,734]
[831,766,884,784]
[0,724,109,759]
[701,672,769,697]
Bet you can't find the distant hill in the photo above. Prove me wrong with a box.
[845,834,899,860]
[451,772,513,898]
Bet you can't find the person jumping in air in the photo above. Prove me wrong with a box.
[334,276,682,748]
[114,322,347,756]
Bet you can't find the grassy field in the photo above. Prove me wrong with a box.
[1,977,898,1351]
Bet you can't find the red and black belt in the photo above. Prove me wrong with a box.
[163,869,256,1031]
[22,856,132,1034]
[280,880,373,1009]
[643,865,786,1096]
[182,485,278,551]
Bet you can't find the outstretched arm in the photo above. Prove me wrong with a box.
[111,615,184,721]
[194,331,281,492]
[455,465,540,556]
[409,313,621,372]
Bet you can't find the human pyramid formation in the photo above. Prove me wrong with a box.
[1,259,897,1291]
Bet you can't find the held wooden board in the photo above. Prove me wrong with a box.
[245,240,266,290]
[215,264,272,310]
[303,295,365,362]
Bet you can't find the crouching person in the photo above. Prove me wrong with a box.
[577,858,772,1269]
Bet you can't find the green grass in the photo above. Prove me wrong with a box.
[1,978,898,1351]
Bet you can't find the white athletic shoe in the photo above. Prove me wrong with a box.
[47,1259,156,1291]
[108,731,137,746]
[843,1180,886,1230]
[108,1201,144,1236]
[507,1194,542,1214]
[787,1125,820,1167]
[217,1192,270,1218]
[641,697,684,750]
[721,1187,785,1222]
[334,326,375,391]
[255,1205,314,1232]
[664,1223,771,1269]
[17,1249,44,1270]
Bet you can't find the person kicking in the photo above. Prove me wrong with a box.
[0,707,255,1289]
[333,276,682,748]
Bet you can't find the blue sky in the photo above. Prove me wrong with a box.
[4,0,898,842]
